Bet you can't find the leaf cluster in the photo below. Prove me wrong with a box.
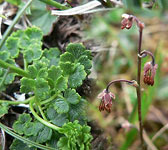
[0,26,93,150]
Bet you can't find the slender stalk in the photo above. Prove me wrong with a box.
[0,59,30,78]
[136,29,144,148]
[29,99,60,131]
[0,97,33,105]
[106,79,137,92]
[0,0,33,49]
[39,0,69,10]
[139,50,155,66]
[41,93,57,105]
[36,102,48,121]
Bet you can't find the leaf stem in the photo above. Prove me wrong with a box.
[41,93,57,105]
[29,99,60,131]
[0,59,30,78]
[0,0,33,49]
[0,122,55,150]
[39,0,69,10]
[36,101,48,121]
[0,97,33,105]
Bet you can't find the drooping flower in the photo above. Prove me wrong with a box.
[121,14,145,31]
[143,62,158,86]
[97,89,115,113]
[121,14,133,30]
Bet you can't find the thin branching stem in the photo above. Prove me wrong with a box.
[29,99,60,131]
[106,79,137,92]
[0,59,30,78]
[139,50,155,66]
[136,29,144,149]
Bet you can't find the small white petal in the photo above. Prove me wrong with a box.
[122,13,129,19]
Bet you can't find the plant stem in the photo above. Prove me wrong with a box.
[0,97,33,105]
[0,0,33,49]
[41,93,57,105]
[39,0,69,10]
[106,79,137,92]
[136,30,144,148]
[139,50,155,66]
[36,101,48,121]
[0,122,55,150]
[29,99,60,131]
[0,59,30,78]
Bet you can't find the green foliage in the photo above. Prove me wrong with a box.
[27,0,58,35]
[0,103,9,117]
[10,139,35,150]
[5,0,21,6]
[0,26,93,150]
[13,114,52,144]
[57,120,93,150]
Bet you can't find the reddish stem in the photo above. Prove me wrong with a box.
[106,79,136,92]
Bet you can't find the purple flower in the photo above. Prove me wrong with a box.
[121,14,133,30]
[143,62,158,86]
[97,89,115,113]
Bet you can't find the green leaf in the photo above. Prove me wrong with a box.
[6,0,21,6]
[25,26,43,40]
[48,66,62,82]
[59,62,75,75]
[10,139,35,150]
[43,48,60,66]
[13,114,32,135]
[27,1,57,35]
[35,126,52,143]
[69,99,87,124]
[55,76,68,92]
[37,68,48,79]
[60,52,75,63]
[20,77,35,93]
[23,122,36,136]
[24,43,42,63]
[5,37,19,58]
[27,65,38,79]
[54,97,69,114]
[0,103,9,117]
[46,107,68,127]
[57,120,92,150]
[64,89,80,104]
[35,78,50,100]
[68,64,86,88]
[0,51,10,61]
[66,43,86,59]
[78,55,92,74]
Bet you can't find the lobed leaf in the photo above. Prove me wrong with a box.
[46,107,68,127]
[13,114,32,135]
[68,64,86,88]
[55,76,68,92]
[64,89,80,104]
[0,103,9,118]
[10,139,35,150]
[5,37,19,58]
[20,77,35,93]
[54,97,69,114]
